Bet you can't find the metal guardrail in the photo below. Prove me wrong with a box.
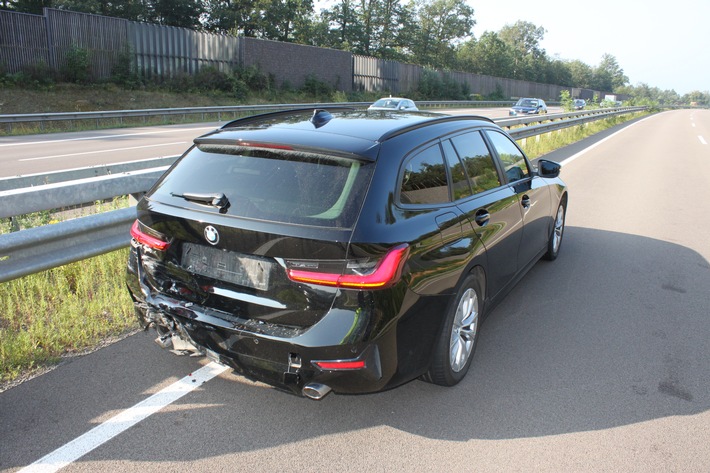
[0,156,179,192]
[0,101,517,131]
[0,207,135,283]
[0,106,647,283]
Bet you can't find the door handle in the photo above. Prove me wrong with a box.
[521,195,531,209]
[474,210,490,227]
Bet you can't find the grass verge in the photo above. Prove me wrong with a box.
[1,197,138,391]
[0,248,137,390]
[519,112,646,159]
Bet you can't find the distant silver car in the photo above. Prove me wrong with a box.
[509,98,547,116]
[368,97,418,111]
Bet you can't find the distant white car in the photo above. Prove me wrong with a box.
[368,97,419,111]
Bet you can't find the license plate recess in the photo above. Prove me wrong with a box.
[182,243,272,291]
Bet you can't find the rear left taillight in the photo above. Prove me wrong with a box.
[286,244,409,290]
[130,220,171,251]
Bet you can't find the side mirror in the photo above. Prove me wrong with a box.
[537,159,561,178]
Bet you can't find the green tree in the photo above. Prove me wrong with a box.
[353,0,410,58]
[543,57,572,87]
[53,0,146,20]
[591,53,628,92]
[148,0,204,29]
[6,0,52,14]
[372,0,413,60]
[683,90,710,106]
[259,0,314,42]
[456,32,513,78]
[321,0,361,50]
[499,20,546,80]
[409,0,475,69]
[203,0,263,35]
[567,59,594,89]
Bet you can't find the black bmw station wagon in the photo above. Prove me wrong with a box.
[127,108,567,399]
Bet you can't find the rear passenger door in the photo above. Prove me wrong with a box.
[396,142,480,296]
[444,130,524,299]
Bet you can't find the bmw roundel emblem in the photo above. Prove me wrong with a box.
[204,225,219,245]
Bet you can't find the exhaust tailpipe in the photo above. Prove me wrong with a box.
[302,383,332,400]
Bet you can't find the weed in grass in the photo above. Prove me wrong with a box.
[0,249,137,386]
[0,196,137,387]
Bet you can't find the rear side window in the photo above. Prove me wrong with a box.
[449,131,501,194]
[400,144,449,205]
[149,146,373,228]
[486,130,530,182]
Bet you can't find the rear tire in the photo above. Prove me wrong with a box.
[424,273,483,386]
[544,200,566,261]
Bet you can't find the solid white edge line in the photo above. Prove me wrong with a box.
[18,362,229,473]
[559,115,657,167]
[699,136,707,145]
[18,142,188,162]
[0,126,218,148]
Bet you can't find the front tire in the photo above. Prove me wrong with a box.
[424,273,483,386]
[544,200,566,261]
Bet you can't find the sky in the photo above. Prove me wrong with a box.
[470,0,710,95]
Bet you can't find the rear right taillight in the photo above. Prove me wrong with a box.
[286,244,409,290]
[130,220,171,251]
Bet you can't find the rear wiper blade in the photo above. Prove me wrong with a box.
[171,192,230,212]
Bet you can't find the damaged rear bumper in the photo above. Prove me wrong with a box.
[127,250,395,398]
[131,296,389,398]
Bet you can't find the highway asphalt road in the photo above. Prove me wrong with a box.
[1,109,709,472]
[0,106,561,178]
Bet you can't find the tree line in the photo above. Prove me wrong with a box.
[3,0,707,105]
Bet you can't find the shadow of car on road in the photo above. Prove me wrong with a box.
[1,226,708,468]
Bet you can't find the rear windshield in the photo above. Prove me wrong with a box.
[149,145,374,228]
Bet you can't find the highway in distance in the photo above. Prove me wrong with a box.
[0,106,552,178]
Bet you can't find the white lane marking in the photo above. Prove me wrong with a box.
[699,136,707,145]
[18,142,188,161]
[0,126,217,148]
[19,362,229,473]
[560,115,656,167]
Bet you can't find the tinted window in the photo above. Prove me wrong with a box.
[449,132,501,194]
[150,145,373,228]
[400,144,449,204]
[441,140,472,200]
[486,130,530,182]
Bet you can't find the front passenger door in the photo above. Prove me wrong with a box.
[484,130,552,268]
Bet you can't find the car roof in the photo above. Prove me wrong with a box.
[196,108,495,161]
